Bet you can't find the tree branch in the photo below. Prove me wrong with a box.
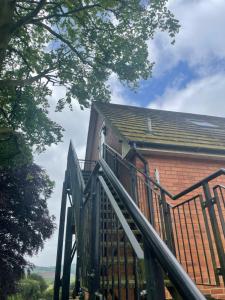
[32,3,101,21]
[34,21,93,67]
[0,68,53,88]
[11,0,46,33]
[8,46,33,72]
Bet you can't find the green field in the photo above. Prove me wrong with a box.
[32,264,76,284]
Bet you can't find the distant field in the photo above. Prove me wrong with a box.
[32,264,76,284]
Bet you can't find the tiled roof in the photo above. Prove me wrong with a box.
[94,102,225,154]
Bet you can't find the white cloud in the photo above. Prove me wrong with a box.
[149,0,225,76]
[31,86,90,266]
[149,73,225,117]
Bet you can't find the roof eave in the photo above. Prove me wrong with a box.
[129,140,225,156]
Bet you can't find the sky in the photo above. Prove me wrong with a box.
[32,0,225,266]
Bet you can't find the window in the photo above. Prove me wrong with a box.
[188,119,218,128]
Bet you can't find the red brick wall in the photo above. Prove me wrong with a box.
[134,152,225,299]
[145,153,225,195]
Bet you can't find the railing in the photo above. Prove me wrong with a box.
[78,159,96,172]
[61,143,206,300]
[81,172,146,299]
[54,142,86,299]
[99,158,206,300]
[103,143,225,288]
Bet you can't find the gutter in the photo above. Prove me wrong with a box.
[129,140,225,157]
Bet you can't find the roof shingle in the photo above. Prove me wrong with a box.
[94,102,225,154]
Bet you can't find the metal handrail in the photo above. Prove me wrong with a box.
[98,175,144,259]
[99,158,206,300]
[104,143,225,201]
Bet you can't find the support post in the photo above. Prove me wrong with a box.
[161,191,176,254]
[144,163,155,226]
[89,176,100,298]
[62,207,73,300]
[54,177,67,300]
[203,183,225,284]
[130,165,137,204]
[143,241,165,300]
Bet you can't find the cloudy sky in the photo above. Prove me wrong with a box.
[32,0,225,266]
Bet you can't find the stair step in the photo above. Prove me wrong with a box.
[100,278,146,288]
[101,257,134,264]
[101,229,141,235]
[101,241,142,247]
[100,218,136,226]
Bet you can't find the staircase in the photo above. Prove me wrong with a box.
[54,143,225,300]
[82,170,92,185]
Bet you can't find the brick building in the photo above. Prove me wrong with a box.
[84,102,225,299]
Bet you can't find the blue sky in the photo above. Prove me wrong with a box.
[32,0,225,266]
[119,61,197,106]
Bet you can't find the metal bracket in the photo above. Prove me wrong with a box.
[216,268,223,276]
[202,197,215,209]
[87,270,95,278]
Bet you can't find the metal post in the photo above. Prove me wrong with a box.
[143,241,165,300]
[144,163,155,226]
[130,165,137,204]
[89,176,100,298]
[54,178,67,300]
[203,183,225,283]
[161,191,176,254]
[62,207,73,300]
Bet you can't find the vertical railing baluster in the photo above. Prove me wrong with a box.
[177,206,188,272]
[100,186,105,296]
[90,176,100,296]
[124,236,129,300]
[143,241,165,300]
[62,207,73,300]
[199,194,218,285]
[213,187,225,239]
[161,191,176,254]
[188,200,202,283]
[203,183,225,284]
[111,205,115,299]
[133,252,140,300]
[54,178,68,300]
[105,190,109,298]
[130,165,137,204]
[182,204,195,280]
[116,218,122,299]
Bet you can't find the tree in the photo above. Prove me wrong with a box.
[19,278,41,300]
[0,163,55,299]
[0,0,179,151]
[29,273,48,294]
[0,129,32,167]
[44,285,54,300]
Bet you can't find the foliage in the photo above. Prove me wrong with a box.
[29,273,48,294]
[0,163,55,299]
[19,279,41,300]
[0,129,32,167]
[7,274,49,300]
[43,285,54,300]
[0,0,179,151]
